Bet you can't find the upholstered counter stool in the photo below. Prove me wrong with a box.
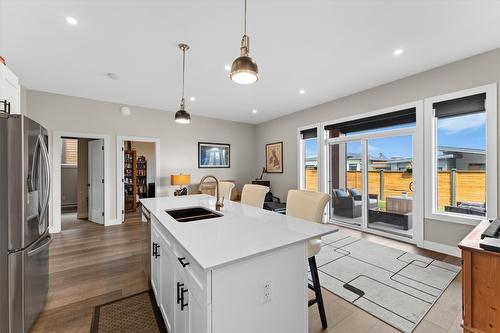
[286,189,330,329]
[217,181,235,203]
[240,184,270,208]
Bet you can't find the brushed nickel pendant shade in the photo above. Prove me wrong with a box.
[230,0,259,84]
[175,43,191,124]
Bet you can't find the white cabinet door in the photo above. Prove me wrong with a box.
[185,282,205,333]
[159,237,175,332]
[174,267,206,333]
[150,225,161,302]
[174,268,189,333]
[0,64,20,115]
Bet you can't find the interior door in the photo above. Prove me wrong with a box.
[88,139,104,224]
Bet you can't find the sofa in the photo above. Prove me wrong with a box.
[331,189,378,219]
[445,201,486,216]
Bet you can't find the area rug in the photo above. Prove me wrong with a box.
[91,290,167,333]
[311,232,460,332]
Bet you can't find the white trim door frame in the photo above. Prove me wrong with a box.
[320,101,424,246]
[297,123,321,191]
[52,131,111,233]
[116,136,161,223]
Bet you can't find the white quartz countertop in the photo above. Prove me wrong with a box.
[140,195,337,271]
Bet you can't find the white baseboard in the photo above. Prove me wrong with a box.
[423,240,461,257]
[105,218,122,226]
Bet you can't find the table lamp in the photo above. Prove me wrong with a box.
[171,174,191,196]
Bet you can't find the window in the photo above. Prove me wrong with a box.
[61,138,78,166]
[425,85,497,223]
[298,127,319,191]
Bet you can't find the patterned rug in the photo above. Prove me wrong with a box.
[91,290,167,333]
[311,232,460,332]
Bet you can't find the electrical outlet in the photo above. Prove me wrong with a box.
[263,280,272,303]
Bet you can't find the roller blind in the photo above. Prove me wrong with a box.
[62,139,78,165]
[433,93,486,119]
[300,128,317,139]
[324,108,416,134]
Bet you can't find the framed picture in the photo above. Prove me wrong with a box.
[266,142,283,173]
[198,142,230,168]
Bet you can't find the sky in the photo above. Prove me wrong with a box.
[305,112,486,160]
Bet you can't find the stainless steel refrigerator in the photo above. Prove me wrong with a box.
[0,114,51,333]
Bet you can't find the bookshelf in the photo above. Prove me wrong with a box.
[124,149,148,213]
[124,150,137,213]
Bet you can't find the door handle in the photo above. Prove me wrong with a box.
[27,234,53,256]
[177,257,190,267]
[38,134,51,225]
[154,243,160,258]
[177,282,184,304]
[180,287,189,311]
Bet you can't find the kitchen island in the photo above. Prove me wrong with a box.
[140,194,337,333]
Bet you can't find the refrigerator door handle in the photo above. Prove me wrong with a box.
[29,135,41,192]
[27,234,52,257]
[38,134,51,225]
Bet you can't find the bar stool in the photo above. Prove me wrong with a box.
[286,189,330,329]
[240,184,270,208]
[217,181,235,202]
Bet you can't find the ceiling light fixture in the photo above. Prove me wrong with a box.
[175,43,191,124]
[393,48,404,56]
[252,109,258,114]
[224,65,231,71]
[190,97,196,102]
[65,17,78,25]
[299,89,305,95]
[230,0,259,85]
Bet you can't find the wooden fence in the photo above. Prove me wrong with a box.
[305,168,485,208]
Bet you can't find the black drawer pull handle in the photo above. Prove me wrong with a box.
[178,257,190,267]
[152,242,157,257]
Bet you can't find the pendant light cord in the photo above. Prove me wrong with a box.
[181,47,186,106]
[244,0,247,36]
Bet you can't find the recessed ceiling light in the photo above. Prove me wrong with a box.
[252,109,258,114]
[65,17,78,25]
[393,48,404,56]
[224,65,231,71]
[190,97,196,102]
[299,89,306,95]
[106,72,119,80]
[120,106,131,116]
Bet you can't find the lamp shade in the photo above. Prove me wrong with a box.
[171,174,191,186]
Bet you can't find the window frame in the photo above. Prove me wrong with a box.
[297,123,321,192]
[424,84,497,225]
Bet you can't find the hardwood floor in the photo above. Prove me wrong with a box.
[30,214,462,333]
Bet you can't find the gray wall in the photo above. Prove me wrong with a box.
[25,90,257,223]
[255,48,500,247]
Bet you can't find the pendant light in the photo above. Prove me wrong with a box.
[175,43,191,124]
[230,0,259,84]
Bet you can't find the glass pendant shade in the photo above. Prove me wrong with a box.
[230,55,258,84]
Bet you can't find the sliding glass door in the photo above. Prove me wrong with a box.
[327,131,416,240]
[366,135,414,238]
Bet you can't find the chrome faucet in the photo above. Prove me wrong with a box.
[198,175,223,211]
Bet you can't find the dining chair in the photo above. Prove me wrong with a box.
[240,184,270,208]
[286,189,330,329]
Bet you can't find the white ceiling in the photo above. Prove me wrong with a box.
[1,1,500,124]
